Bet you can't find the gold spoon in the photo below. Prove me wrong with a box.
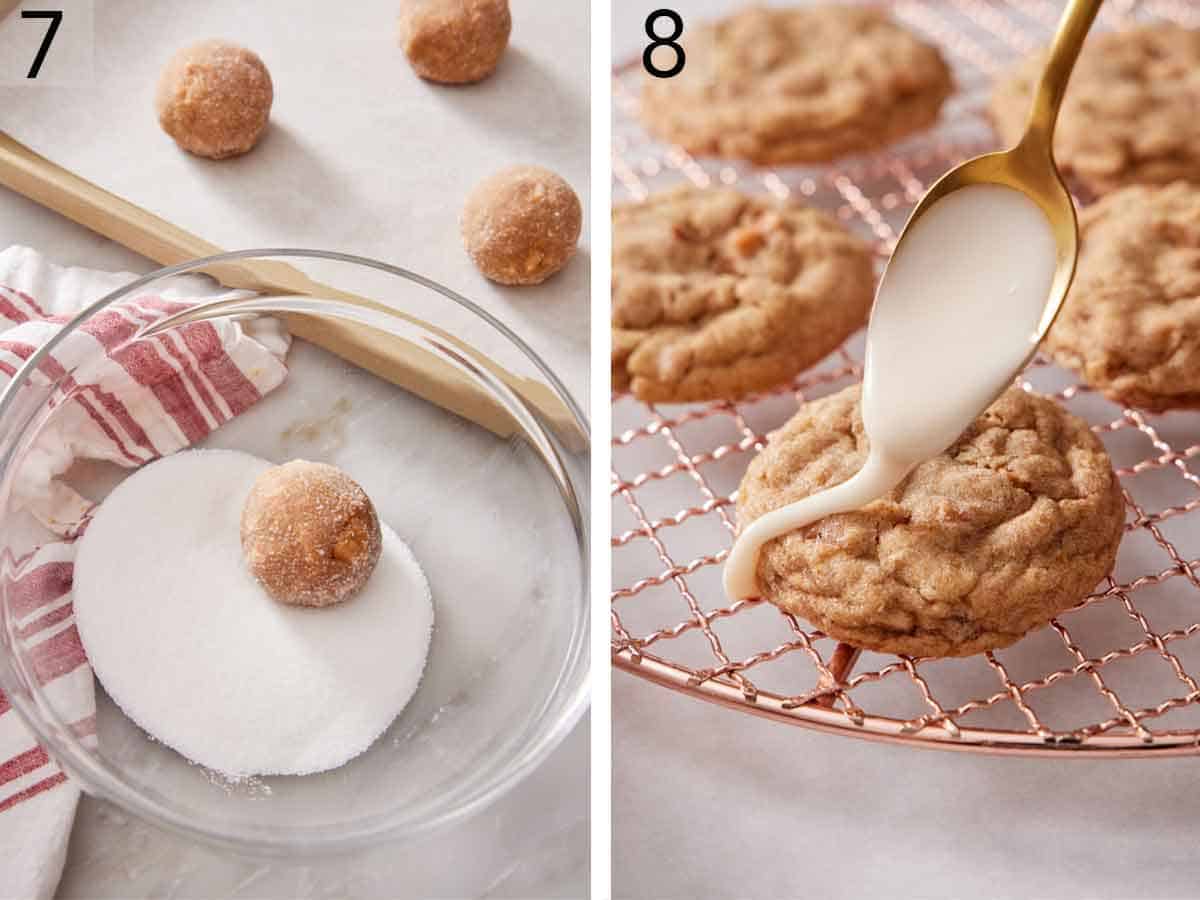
[901,0,1101,350]
[723,0,1104,602]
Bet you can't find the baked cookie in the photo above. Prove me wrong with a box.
[990,24,1200,195]
[639,5,954,165]
[612,187,875,403]
[1045,182,1200,412]
[737,386,1125,658]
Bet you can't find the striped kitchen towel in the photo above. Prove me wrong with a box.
[0,245,290,900]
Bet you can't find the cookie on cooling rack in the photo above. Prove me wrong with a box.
[638,5,954,165]
[1045,182,1200,412]
[737,385,1125,658]
[612,186,875,403]
[989,24,1200,195]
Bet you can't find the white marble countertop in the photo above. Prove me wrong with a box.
[612,3,1200,898]
[614,671,1200,899]
[0,0,589,897]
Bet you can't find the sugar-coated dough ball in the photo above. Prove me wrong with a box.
[462,165,583,285]
[155,40,273,159]
[241,461,382,608]
[398,0,511,84]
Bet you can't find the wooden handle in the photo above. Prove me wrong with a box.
[1020,0,1103,151]
[0,130,580,444]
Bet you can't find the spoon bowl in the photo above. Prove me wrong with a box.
[722,0,1104,603]
[889,0,1102,360]
[902,144,1077,351]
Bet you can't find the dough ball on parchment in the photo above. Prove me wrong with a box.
[398,0,511,84]
[461,165,582,285]
[155,39,273,159]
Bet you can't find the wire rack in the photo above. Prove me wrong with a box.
[611,0,1200,755]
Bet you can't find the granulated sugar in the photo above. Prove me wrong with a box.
[73,449,434,777]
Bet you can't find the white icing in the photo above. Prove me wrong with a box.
[725,185,1058,600]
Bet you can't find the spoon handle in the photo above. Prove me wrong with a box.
[1021,0,1104,151]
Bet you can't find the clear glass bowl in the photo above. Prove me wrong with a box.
[0,250,589,853]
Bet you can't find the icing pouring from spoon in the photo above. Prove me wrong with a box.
[723,0,1104,602]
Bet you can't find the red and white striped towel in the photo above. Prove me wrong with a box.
[0,246,290,900]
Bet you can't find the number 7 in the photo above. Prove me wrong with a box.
[21,10,63,79]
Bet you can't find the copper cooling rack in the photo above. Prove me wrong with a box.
[611,0,1200,755]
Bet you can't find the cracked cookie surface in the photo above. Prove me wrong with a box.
[990,24,1200,195]
[639,5,954,165]
[737,386,1124,658]
[1045,182,1200,412]
[612,187,875,403]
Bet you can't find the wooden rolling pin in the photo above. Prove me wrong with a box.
[0,130,580,444]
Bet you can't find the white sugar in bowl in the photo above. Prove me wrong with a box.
[0,250,588,853]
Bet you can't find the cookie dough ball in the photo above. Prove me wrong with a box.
[738,386,1125,658]
[462,165,582,285]
[398,0,511,84]
[155,40,273,159]
[989,24,1200,195]
[241,461,382,608]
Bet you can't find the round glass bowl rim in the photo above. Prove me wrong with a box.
[0,248,591,854]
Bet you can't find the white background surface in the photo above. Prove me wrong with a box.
[614,672,1200,899]
[612,2,1200,898]
[0,0,589,897]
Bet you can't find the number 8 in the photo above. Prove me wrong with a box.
[643,9,685,79]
